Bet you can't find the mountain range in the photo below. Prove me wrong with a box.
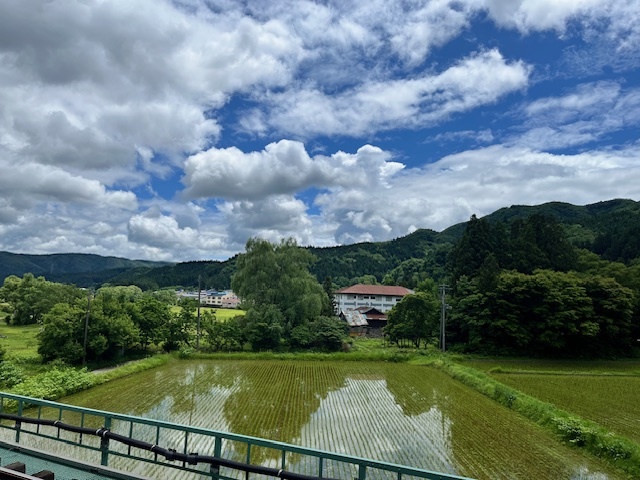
[2,198,639,290]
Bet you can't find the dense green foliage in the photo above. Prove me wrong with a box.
[37,286,154,363]
[12,367,96,400]
[385,292,440,348]
[231,238,346,351]
[0,279,195,364]
[443,209,640,357]
[0,360,25,388]
[448,213,577,283]
[449,270,636,356]
[0,273,83,325]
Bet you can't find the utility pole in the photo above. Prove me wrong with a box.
[439,284,449,353]
[82,289,92,367]
[196,275,202,351]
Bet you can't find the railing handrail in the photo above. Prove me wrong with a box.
[0,412,328,480]
[0,392,473,480]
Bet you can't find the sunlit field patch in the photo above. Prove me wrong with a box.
[169,306,242,320]
[0,323,40,359]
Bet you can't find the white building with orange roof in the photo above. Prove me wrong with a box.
[333,284,414,314]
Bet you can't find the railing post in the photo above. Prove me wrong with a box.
[210,435,222,479]
[14,400,23,443]
[101,416,112,466]
[357,463,366,480]
[245,442,252,480]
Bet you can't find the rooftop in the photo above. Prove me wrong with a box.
[335,284,414,296]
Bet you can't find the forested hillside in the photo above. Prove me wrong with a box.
[2,198,640,291]
[0,252,170,285]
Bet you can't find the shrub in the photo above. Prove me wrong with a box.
[11,367,96,400]
[0,361,25,387]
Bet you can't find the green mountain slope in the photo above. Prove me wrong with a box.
[2,198,639,289]
[0,252,171,285]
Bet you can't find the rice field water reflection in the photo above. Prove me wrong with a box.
[58,360,627,480]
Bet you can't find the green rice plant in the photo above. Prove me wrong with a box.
[59,359,631,479]
[433,360,640,478]
[495,372,640,443]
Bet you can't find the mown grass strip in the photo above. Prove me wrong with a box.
[431,359,640,478]
[93,354,173,384]
[184,349,416,363]
[488,367,640,377]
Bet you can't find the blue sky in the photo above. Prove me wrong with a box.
[0,0,639,262]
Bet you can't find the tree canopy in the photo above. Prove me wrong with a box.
[0,274,83,325]
[231,238,344,351]
[448,269,636,357]
[385,292,440,348]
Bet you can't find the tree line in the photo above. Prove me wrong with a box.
[2,207,640,360]
[0,275,206,364]
[443,214,640,357]
[0,240,349,365]
[368,213,640,357]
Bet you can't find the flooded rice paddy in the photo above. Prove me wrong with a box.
[54,360,629,480]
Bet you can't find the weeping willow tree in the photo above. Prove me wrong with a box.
[231,238,343,351]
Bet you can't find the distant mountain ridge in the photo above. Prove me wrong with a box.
[0,251,171,285]
[102,198,640,290]
[1,198,639,289]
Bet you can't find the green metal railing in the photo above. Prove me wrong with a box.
[0,392,472,480]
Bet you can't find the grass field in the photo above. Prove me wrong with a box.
[0,323,40,359]
[460,357,640,374]
[169,306,243,320]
